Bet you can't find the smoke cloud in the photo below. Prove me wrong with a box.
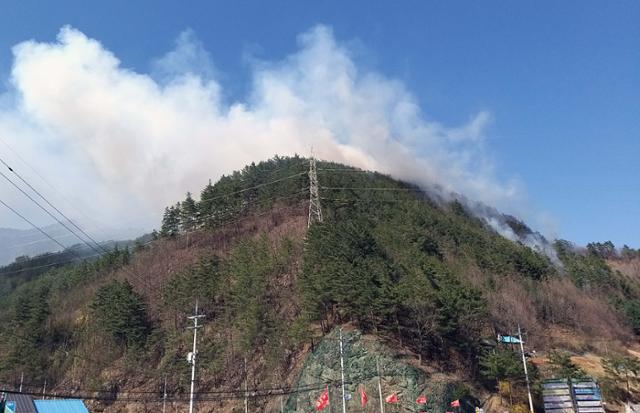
[0,25,541,247]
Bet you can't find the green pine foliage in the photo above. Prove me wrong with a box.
[159,155,308,234]
[479,348,524,383]
[555,240,615,288]
[546,350,585,379]
[160,205,180,237]
[159,234,296,381]
[180,192,199,232]
[622,301,640,334]
[554,239,640,330]
[0,247,132,381]
[601,355,640,402]
[90,280,150,349]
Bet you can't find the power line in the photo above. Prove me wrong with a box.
[0,178,160,296]
[0,239,158,276]
[0,137,105,228]
[0,197,79,258]
[321,197,429,205]
[7,230,87,248]
[6,227,109,249]
[0,252,100,276]
[0,380,335,403]
[1,163,307,273]
[0,156,105,253]
[0,169,101,255]
[197,171,307,210]
[321,186,426,193]
[317,168,372,173]
[191,188,308,227]
[0,190,306,279]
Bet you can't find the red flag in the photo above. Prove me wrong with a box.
[385,393,398,404]
[416,395,428,404]
[450,400,460,407]
[360,387,368,406]
[315,388,329,411]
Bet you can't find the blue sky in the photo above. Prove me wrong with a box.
[0,1,638,247]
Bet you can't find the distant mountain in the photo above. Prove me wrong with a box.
[0,223,144,265]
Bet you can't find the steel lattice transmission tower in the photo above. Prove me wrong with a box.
[307,156,323,227]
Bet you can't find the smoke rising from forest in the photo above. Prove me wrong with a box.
[0,25,550,247]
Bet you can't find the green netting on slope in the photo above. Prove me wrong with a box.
[285,328,457,413]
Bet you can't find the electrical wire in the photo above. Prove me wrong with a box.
[0,190,306,277]
[4,186,307,251]
[0,239,157,276]
[0,198,81,259]
[0,156,105,253]
[317,168,372,173]
[196,171,307,210]
[0,169,101,255]
[2,379,332,397]
[8,229,101,249]
[189,188,308,227]
[321,186,425,193]
[0,381,335,402]
[0,137,104,228]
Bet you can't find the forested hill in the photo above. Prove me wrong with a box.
[1,155,640,412]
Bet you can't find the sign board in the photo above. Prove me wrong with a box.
[4,401,15,413]
[497,335,522,344]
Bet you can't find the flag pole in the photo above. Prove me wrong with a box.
[376,358,385,413]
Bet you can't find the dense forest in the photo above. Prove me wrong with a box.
[0,155,639,411]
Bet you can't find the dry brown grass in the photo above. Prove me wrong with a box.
[608,257,640,281]
[535,277,631,345]
[111,202,308,314]
[484,274,633,353]
[486,277,545,345]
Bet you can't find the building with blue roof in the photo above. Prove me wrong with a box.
[33,400,88,413]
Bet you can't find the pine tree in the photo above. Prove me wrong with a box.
[547,350,585,379]
[160,204,180,237]
[180,192,198,232]
[90,280,150,349]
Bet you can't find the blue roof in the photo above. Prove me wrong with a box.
[33,400,89,413]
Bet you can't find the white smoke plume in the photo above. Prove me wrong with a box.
[0,25,545,250]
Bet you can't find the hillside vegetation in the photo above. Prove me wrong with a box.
[0,156,639,411]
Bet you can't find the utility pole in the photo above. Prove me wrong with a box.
[275,371,284,413]
[518,324,534,413]
[19,372,23,393]
[42,378,46,400]
[307,154,323,228]
[187,301,205,413]
[162,376,167,413]
[376,358,385,413]
[339,329,347,413]
[244,357,249,413]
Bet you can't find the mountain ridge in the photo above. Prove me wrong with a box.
[0,155,639,411]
